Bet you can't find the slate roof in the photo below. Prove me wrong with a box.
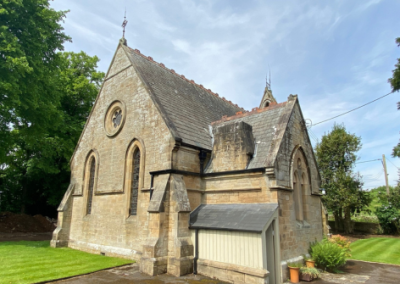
[207,101,295,170]
[189,203,278,233]
[123,45,242,150]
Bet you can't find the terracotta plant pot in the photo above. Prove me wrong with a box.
[300,273,313,282]
[288,267,300,283]
[306,260,315,268]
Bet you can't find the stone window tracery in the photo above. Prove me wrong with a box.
[104,101,126,137]
[292,148,310,222]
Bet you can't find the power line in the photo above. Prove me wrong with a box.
[313,91,394,126]
[356,159,382,164]
[386,157,399,170]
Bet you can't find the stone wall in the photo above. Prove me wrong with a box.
[207,121,255,172]
[61,44,175,261]
[274,100,324,281]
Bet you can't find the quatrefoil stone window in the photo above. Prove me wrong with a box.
[104,101,126,137]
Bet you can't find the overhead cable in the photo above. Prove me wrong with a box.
[313,91,394,126]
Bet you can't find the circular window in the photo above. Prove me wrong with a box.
[104,101,126,137]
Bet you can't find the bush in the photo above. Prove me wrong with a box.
[329,235,351,257]
[375,204,400,234]
[310,239,346,271]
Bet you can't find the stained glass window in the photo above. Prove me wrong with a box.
[130,149,140,215]
[87,158,96,215]
[112,109,122,128]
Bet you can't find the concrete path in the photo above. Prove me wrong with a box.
[49,264,228,284]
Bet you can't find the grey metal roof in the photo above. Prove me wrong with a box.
[189,203,278,233]
[123,46,242,150]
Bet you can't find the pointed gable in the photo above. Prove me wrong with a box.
[122,45,242,150]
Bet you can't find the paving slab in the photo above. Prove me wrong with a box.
[49,263,228,284]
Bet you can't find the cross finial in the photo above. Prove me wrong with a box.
[122,9,128,38]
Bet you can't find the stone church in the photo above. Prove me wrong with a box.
[51,38,326,284]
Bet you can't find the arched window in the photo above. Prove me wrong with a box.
[291,148,310,222]
[124,139,145,217]
[86,156,96,215]
[130,149,140,215]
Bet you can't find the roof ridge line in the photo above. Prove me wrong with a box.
[211,101,288,125]
[126,46,245,111]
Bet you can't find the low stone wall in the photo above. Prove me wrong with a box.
[328,221,380,234]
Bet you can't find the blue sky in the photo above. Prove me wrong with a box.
[51,0,400,189]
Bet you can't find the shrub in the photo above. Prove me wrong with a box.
[310,239,346,271]
[329,235,351,257]
[375,204,400,234]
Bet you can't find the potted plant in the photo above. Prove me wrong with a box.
[303,255,315,268]
[287,262,302,283]
[300,267,320,282]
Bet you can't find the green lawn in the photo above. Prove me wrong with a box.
[0,241,133,284]
[350,238,400,266]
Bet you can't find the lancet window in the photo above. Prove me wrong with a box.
[292,148,310,222]
[87,157,96,215]
[130,149,140,215]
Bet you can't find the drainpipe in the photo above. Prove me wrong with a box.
[193,229,199,274]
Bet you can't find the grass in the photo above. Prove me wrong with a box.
[0,241,134,284]
[350,238,400,266]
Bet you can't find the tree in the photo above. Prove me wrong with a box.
[375,182,400,234]
[0,51,104,215]
[0,1,105,215]
[389,37,400,157]
[0,0,70,162]
[315,124,371,233]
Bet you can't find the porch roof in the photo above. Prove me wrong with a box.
[189,203,278,233]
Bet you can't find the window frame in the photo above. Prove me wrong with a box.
[82,150,100,216]
[290,146,311,222]
[124,139,145,218]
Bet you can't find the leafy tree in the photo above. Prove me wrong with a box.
[316,124,371,233]
[389,37,400,157]
[375,182,400,234]
[0,1,104,215]
[0,52,104,215]
[0,0,70,162]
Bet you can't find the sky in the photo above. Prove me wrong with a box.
[50,0,400,190]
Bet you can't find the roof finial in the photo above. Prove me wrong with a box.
[122,8,128,38]
[120,7,128,46]
[265,66,271,91]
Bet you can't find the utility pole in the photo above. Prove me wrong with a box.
[382,154,390,195]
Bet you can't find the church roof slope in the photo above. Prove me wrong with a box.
[123,45,243,150]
